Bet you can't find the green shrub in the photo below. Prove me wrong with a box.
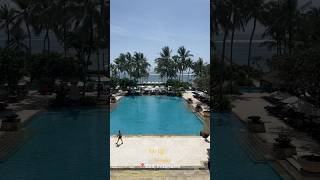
[213,95,231,111]
[79,96,97,106]
[167,79,191,90]
[119,78,137,89]
[223,82,240,95]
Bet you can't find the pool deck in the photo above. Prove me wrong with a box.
[182,91,210,133]
[232,92,320,156]
[232,92,320,179]
[0,91,52,161]
[110,136,210,169]
[0,91,52,133]
[110,169,209,180]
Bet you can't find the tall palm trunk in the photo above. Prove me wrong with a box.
[211,0,217,109]
[26,22,32,55]
[43,27,50,53]
[47,29,50,53]
[288,0,293,54]
[248,17,257,67]
[220,29,228,100]
[102,49,105,72]
[181,70,184,82]
[187,68,190,83]
[63,26,67,56]
[97,49,101,98]
[63,1,67,57]
[81,50,87,97]
[230,15,236,94]
[6,22,10,47]
[43,32,46,52]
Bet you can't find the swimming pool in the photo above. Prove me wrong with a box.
[0,107,109,180]
[239,86,263,93]
[212,113,283,180]
[111,96,203,135]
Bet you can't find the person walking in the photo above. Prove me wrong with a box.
[116,130,123,146]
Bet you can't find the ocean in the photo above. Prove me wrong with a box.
[119,74,195,83]
[216,34,276,70]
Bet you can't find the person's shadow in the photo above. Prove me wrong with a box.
[115,141,123,147]
[205,138,210,143]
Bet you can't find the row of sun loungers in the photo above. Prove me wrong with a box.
[264,92,320,142]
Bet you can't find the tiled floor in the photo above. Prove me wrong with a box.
[110,136,209,169]
[110,170,210,180]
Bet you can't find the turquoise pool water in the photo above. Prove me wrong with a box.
[111,96,203,135]
[0,108,108,180]
[212,113,282,180]
[239,86,263,93]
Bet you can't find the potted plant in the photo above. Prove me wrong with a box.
[0,114,21,131]
[195,103,202,112]
[272,133,297,159]
[110,96,117,103]
[187,98,193,104]
[200,130,209,138]
[247,115,266,133]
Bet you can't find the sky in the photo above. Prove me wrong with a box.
[110,0,210,71]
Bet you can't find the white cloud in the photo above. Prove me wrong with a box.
[111,24,129,36]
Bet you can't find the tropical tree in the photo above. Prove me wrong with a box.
[114,53,127,78]
[110,63,118,78]
[177,46,193,82]
[13,0,34,54]
[260,0,310,55]
[185,57,193,82]
[192,58,205,77]
[8,17,28,52]
[0,4,17,48]
[132,52,150,83]
[125,52,133,79]
[216,0,233,98]
[172,55,181,81]
[247,0,264,67]
[0,48,25,94]
[155,46,174,82]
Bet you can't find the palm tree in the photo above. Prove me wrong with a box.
[192,58,205,78]
[132,52,150,83]
[9,17,28,52]
[260,0,310,55]
[217,0,232,98]
[114,53,127,78]
[185,58,193,83]
[177,46,193,82]
[155,46,173,82]
[110,63,118,78]
[62,0,105,96]
[0,4,17,48]
[229,0,247,66]
[229,0,248,93]
[13,0,34,55]
[125,52,133,79]
[247,0,264,67]
[172,55,181,81]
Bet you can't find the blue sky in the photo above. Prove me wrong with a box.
[110,0,210,71]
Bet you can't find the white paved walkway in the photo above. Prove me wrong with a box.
[232,93,320,156]
[110,136,209,169]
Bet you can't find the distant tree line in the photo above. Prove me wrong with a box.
[110,46,210,92]
[110,52,150,83]
[0,0,108,97]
